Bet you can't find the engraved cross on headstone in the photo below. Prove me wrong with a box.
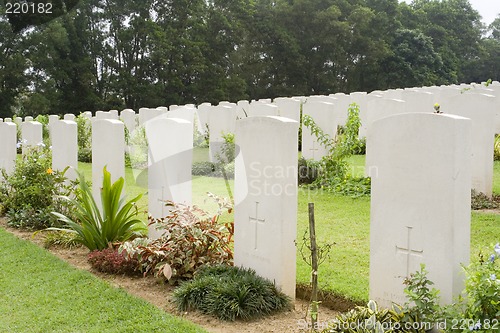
[249,201,265,250]
[310,141,319,160]
[395,226,423,278]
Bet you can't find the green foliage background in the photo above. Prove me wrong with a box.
[0,0,499,117]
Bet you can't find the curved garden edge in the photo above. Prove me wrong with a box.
[0,217,341,333]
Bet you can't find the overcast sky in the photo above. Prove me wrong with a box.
[400,0,500,26]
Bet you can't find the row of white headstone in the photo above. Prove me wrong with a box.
[0,81,497,304]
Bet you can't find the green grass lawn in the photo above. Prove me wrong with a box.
[74,153,500,303]
[0,228,208,333]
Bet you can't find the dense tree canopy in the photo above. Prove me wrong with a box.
[0,0,497,117]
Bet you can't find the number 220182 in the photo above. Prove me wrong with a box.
[6,2,52,14]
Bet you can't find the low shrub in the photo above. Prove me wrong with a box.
[88,248,140,275]
[471,189,498,210]
[494,135,500,161]
[41,230,81,249]
[173,265,291,321]
[51,167,147,251]
[120,195,233,281]
[192,161,216,176]
[298,157,320,185]
[0,146,75,230]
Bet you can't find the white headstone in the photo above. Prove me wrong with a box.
[273,97,301,122]
[400,91,435,114]
[4,118,12,123]
[21,121,43,154]
[440,93,496,196]
[167,105,195,124]
[196,103,211,134]
[0,122,17,175]
[365,98,406,139]
[208,105,237,163]
[146,117,193,239]
[368,113,471,308]
[51,120,78,180]
[24,116,33,122]
[248,102,279,117]
[234,116,298,299]
[63,113,76,121]
[139,108,165,126]
[120,109,137,135]
[91,119,125,201]
[13,117,22,126]
[301,101,340,161]
[109,110,119,119]
[82,111,92,119]
[236,100,250,119]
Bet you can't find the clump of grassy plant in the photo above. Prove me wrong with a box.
[173,265,291,321]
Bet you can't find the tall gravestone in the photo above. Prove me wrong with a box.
[139,108,165,126]
[234,116,299,299]
[368,113,471,308]
[52,120,78,180]
[196,103,211,134]
[145,117,193,239]
[440,93,496,196]
[0,122,17,175]
[274,97,301,122]
[63,114,76,121]
[21,121,43,154]
[120,109,137,135]
[301,101,339,161]
[208,105,237,163]
[92,119,125,201]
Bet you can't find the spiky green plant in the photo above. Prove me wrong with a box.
[50,166,146,250]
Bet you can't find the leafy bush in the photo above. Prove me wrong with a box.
[461,244,500,321]
[471,189,498,210]
[88,248,140,275]
[327,300,413,333]
[173,265,291,321]
[41,230,81,249]
[298,157,320,185]
[192,161,216,176]
[51,167,147,251]
[302,103,370,197]
[0,146,74,230]
[76,114,92,163]
[127,126,148,169]
[120,195,233,281]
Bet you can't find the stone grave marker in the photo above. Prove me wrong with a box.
[63,114,76,121]
[208,104,237,163]
[0,122,17,175]
[92,119,125,201]
[248,102,279,117]
[120,109,137,135]
[301,101,339,161]
[274,97,301,122]
[368,112,471,308]
[21,121,43,154]
[52,120,78,180]
[440,93,496,197]
[234,116,299,299]
[139,108,165,126]
[145,117,193,239]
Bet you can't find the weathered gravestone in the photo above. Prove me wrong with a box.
[145,117,193,239]
[301,101,340,161]
[51,120,78,180]
[440,93,496,197]
[274,97,301,122]
[21,121,43,154]
[368,113,471,308]
[92,119,125,201]
[208,105,237,163]
[0,122,17,175]
[234,116,298,299]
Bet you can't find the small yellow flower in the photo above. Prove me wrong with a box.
[46,168,53,175]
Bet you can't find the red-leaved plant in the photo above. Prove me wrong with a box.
[87,248,140,275]
[119,193,234,282]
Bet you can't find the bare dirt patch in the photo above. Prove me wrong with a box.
[0,218,341,333]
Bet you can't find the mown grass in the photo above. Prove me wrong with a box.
[75,154,500,303]
[0,228,208,333]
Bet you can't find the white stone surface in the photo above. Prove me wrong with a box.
[400,90,435,114]
[145,117,193,239]
[440,93,496,196]
[120,109,137,135]
[139,108,165,126]
[167,105,196,124]
[208,105,237,162]
[63,114,76,121]
[51,120,78,180]
[0,122,17,175]
[368,112,471,308]
[91,119,125,201]
[274,97,301,122]
[21,121,43,154]
[234,116,298,299]
[236,100,250,119]
[301,101,339,161]
[248,102,279,117]
[196,103,212,134]
[365,98,406,140]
